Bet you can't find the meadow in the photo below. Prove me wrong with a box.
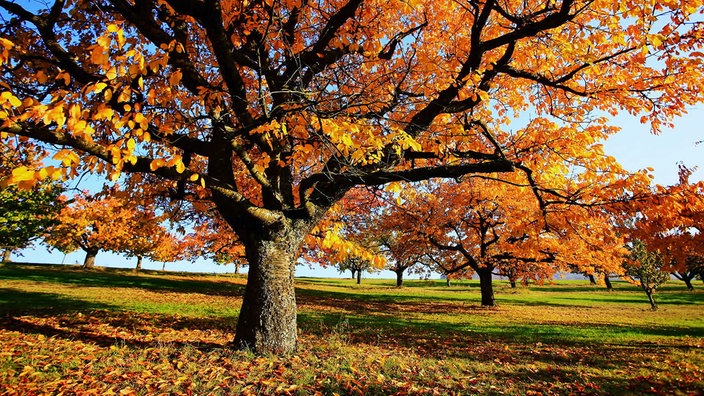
[0,263,702,395]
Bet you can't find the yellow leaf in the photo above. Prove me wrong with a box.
[0,37,13,50]
[53,149,80,167]
[107,23,120,33]
[386,182,403,194]
[94,82,107,93]
[126,138,136,152]
[106,67,117,80]
[150,158,165,171]
[189,173,199,181]
[11,166,35,182]
[1,91,21,107]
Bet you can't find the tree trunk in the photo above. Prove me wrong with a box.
[2,249,10,262]
[446,276,451,287]
[509,279,517,288]
[683,277,694,291]
[234,263,240,274]
[588,274,596,285]
[477,267,495,307]
[162,262,166,271]
[350,269,356,280]
[395,268,404,287]
[135,256,143,271]
[83,248,99,269]
[356,268,362,284]
[604,274,613,291]
[645,288,658,310]
[233,237,298,355]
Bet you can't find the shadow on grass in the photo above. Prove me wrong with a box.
[0,287,232,351]
[0,263,245,297]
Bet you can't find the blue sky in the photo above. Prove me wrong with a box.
[11,106,704,278]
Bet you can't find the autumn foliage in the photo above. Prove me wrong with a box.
[45,189,173,268]
[2,0,704,353]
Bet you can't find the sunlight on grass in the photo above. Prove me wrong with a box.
[1,263,703,395]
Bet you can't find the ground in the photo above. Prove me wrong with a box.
[0,263,702,395]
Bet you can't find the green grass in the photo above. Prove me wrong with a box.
[1,262,703,395]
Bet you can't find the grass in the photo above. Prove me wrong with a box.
[1,262,703,395]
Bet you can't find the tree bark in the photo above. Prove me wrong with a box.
[356,268,362,284]
[604,274,613,291]
[683,277,694,291]
[135,256,143,271]
[509,279,517,288]
[2,249,10,262]
[588,274,596,285]
[446,276,451,287]
[83,248,99,268]
[645,288,658,310]
[233,236,299,355]
[395,268,404,287]
[350,269,356,280]
[477,267,495,307]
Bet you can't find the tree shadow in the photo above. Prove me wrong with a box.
[0,263,245,297]
[0,288,232,351]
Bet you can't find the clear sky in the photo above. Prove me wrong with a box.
[11,106,704,278]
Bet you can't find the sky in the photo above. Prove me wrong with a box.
[10,104,703,279]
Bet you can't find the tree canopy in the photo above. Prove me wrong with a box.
[1,0,703,354]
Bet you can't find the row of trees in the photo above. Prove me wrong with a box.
[325,167,704,308]
[0,139,248,271]
[2,0,704,354]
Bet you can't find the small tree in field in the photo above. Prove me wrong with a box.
[623,240,671,310]
[337,257,374,284]
[0,140,65,261]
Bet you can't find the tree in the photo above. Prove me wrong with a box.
[0,183,64,261]
[626,166,704,290]
[2,0,703,354]
[45,191,146,268]
[0,140,65,261]
[181,211,248,274]
[671,256,703,291]
[151,232,184,271]
[623,240,671,310]
[336,257,374,284]
[379,177,631,306]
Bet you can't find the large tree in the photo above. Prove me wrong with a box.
[2,0,703,354]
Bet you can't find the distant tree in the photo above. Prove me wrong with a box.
[181,210,247,274]
[623,240,671,310]
[603,273,614,291]
[337,257,374,284]
[671,256,703,291]
[45,191,142,268]
[0,140,65,261]
[0,182,65,261]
